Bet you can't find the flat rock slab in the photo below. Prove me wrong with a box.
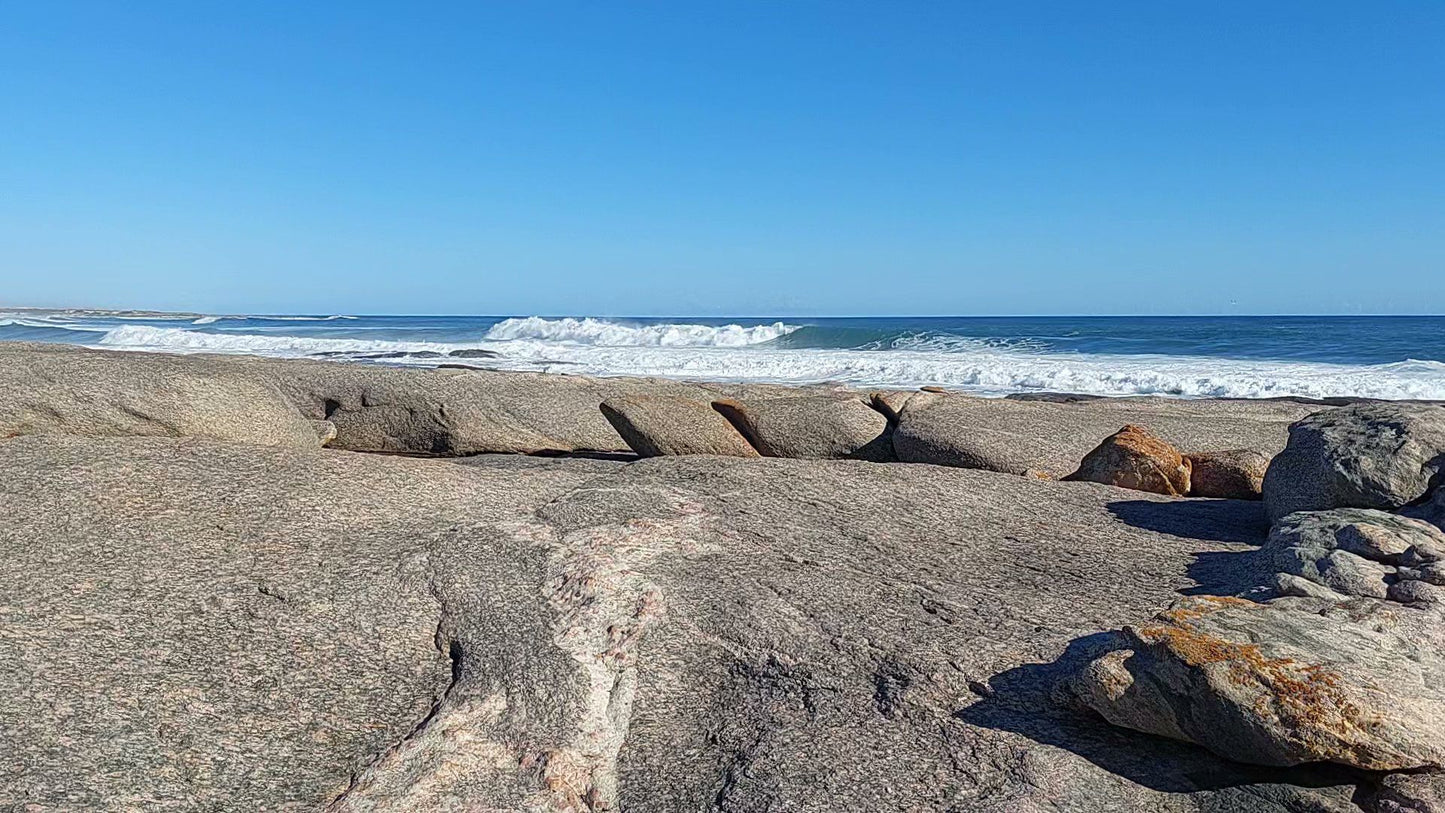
[894,392,1316,477]
[0,433,1371,810]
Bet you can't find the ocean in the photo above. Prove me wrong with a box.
[3,310,1444,401]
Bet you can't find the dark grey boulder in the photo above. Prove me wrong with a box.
[600,395,758,457]
[1263,403,1445,523]
[0,342,320,448]
[711,395,894,461]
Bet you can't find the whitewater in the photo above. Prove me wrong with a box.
[3,311,1444,401]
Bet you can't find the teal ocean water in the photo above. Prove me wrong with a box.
[3,310,1443,400]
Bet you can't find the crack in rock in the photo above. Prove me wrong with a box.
[330,494,712,812]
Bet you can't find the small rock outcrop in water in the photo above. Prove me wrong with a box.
[1262,403,1445,522]
[599,395,759,457]
[1062,425,1192,496]
[1071,594,1445,770]
[1185,449,1269,500]
[711,395,894,462]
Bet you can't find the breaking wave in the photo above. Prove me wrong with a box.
[483,316,799,347]
[80,322,1445,401]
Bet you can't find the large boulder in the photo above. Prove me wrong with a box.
[1062,425,1191,496]
[1072,594,1445,771]
[1263,404,1445,523]
[599,395,758,457]
[711,395,893,461]
[0,342,319,448]
[1186,449,1269,500]
[893,392,1313,478]
[4,434,1360,810]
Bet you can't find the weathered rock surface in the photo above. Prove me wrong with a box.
[1072,594,1445,771]
[1263,403,1445,523]
[1364,771,1445,813]
[1063,424,1192,495]
[3,433,1368,810]
[1402,487,1445,532]
[0,343,319,448]
[893,391,1314,478]
[600,395,758,457]
[712,395,894,461]
[1259,509,1445,600]
[1187,449,1269,500]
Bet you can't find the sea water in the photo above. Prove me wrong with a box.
[3,311,1443,401]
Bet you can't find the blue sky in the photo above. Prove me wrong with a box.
[1,2,1441,316]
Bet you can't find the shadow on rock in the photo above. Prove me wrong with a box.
[953,633,1365,797]
[1108,498,1268,544]
[1180,548,1274,598]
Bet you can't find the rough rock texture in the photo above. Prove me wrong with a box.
[3,433,1373,811]
[1187,449,1269,500]
[1072,594,1445,771]
[1402,487,1445,532]
[0,343,319,448]
[1364,772,1445,812]
[1265,509,1445,598]
[599,395,759,457]
[1263,403,1445,523]
[893,391,1314,478]
[1063,425,1193,496]
[230,353,857,456]
[711,395,894,461]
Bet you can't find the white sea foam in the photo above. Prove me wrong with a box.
[84,321,1445,401]
[483,316,799,347]
[97,324,470,356]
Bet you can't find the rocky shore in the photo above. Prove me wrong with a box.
[3,342,1444,811]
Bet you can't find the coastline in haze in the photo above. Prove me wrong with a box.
[4,308,1443,401]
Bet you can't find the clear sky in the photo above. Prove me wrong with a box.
[1,2,1442,316]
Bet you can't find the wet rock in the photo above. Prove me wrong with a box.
[711,395,893,461]
[1186,449,1269,500]
[599,395,758,458]
[1263,404,1445,523]
[1062,425,1192,496]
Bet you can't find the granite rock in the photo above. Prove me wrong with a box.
[711,395,894,461]
[1186,449,1269,500]
[600,395,759,457]
[1263,403,1445,523]
[1063,425,1192,496]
